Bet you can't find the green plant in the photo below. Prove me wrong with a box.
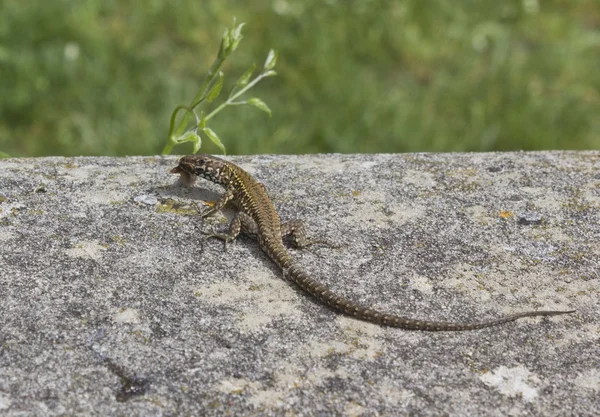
[161,20,277,155]
[1,1,597,157]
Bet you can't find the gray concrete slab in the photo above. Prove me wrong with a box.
[0,152,598,416]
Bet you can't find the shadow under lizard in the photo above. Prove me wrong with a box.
[171,154,574,331]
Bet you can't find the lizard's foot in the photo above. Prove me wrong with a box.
[281,219,341,251]
[201,230,236,251]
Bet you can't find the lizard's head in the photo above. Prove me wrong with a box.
[170,154,227,186]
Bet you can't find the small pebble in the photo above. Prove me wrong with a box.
[517,212,543,225]
[134,194,158,205]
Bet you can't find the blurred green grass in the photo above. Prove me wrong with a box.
[1,0,599,157]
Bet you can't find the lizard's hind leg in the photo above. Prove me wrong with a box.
[280,220,337,249]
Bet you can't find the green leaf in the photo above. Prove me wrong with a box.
[247,98,272,117]
[170,130,202,154]
[191,80,210,109]
[178,130,202,151]
[229,22,245,53]
[220,20,245,58]
[191,134,203,154]
[202,127,227,154]
[236,63,256,88]
[262,70,277,78]
[0,151,10,158]
[169,105,194,138]
[219,28,231,58]
[197,111,207,130]
[263,49,277,71]
[206,72,224,103]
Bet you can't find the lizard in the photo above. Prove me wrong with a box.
[170,154,575,331]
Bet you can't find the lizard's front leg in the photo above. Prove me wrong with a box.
[203,212,258,245]
[199,188,234,218]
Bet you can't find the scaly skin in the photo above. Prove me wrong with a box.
[171,154,574,331]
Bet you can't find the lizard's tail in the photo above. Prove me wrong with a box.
[283,264,574,331]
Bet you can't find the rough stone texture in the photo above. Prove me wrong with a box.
[0,152,598,416]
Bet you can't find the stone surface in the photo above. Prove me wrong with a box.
[0,152,598,416]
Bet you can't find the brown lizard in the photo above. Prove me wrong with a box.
[171,154,574,331]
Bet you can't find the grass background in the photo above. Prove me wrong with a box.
[1,0,599,157]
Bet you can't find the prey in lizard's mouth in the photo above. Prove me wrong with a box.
[170,162,197,187]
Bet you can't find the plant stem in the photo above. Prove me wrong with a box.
[204,73,268,123]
